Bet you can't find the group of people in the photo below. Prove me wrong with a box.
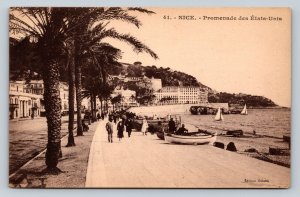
[96,112,105,121]
[105,114,189,143]
[168,118,188,135]
[105,115,134,143]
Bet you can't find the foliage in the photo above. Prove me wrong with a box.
[208,92,277,107]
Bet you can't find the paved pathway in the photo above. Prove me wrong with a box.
[85,120,290,188]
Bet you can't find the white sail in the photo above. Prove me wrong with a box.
[214,107,224,121]
[241,104,248,115]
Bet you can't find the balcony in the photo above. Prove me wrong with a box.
[9,103,19,109]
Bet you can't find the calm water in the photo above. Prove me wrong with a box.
[180,108,291,138]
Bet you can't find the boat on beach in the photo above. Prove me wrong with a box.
[164,132,217,145]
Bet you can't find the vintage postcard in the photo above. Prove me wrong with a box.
[9,7,291,188]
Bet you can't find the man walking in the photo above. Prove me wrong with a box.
[125,118,133,137]
[106,116,114,143]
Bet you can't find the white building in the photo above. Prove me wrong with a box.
[150,77,162,92]
[59,82,77,114]
[108,74,162,92]
[112,87,138,108]
[24,80,44,95]
[154,86,208,105]
[9,81,43,119]
[9,80,77,119]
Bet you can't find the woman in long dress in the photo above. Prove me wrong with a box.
[141,118,148,135]
[117,119,125,141]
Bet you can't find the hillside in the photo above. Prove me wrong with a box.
[208,92,277,107]
[111,62,278,107]
[111,62,209,89]
[8,38,278,108]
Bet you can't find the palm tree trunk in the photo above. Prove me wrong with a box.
[66,40,76,147]
[92,95,97,121]
[43,61,62,172]
[75,40,83,136]
[99,97,103,114]
[90,95,94,123]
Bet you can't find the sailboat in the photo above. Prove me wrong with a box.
[240,104,248,115]
[214,107,224,121]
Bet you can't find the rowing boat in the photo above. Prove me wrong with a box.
[164,132,217,145]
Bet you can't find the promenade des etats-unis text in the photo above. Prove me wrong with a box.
[163,15,283,21]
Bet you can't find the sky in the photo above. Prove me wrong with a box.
[105,7,291,107]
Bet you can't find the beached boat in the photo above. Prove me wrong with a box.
[214,107,224,121]
[164,132,217,145]
[240,104,248,115]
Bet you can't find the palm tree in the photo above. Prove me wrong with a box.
[69,7,158,130]
[10,8,69,172]
[65,38,76,147]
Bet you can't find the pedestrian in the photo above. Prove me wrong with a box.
[175,124,188,135]
[141,117,148,135]
[97,113,101,121]
[117,118,125,141]
[157,121,164,133]
[106,116,114,143]
[125,118,133,137]
[113,114,117,124]
[168,118,176,133]
[31,112,34,120]
[82,119,89,132]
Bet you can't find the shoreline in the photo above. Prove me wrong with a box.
[127,105,291,168]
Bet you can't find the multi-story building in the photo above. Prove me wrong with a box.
[112,87,138,108]
[154,86,208,105]
[9,80,76,119]
[150,77,162,92]
[24,80,44,95]
[9,81,43,119]
[108,74,162,93]
[59,82,70,113]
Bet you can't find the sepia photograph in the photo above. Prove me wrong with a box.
[8,7,291,188]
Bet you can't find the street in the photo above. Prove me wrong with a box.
[9,116,72,174]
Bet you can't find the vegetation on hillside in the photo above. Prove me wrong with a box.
[208,92,277,107]
[112,62,207,88]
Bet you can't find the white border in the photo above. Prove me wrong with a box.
[1,0,299,196]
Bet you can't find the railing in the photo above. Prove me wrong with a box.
[9,103,19,109]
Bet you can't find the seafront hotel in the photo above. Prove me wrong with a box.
[154,86,208,104]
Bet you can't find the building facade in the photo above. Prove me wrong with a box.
[9,81,43,119]
[9,80,76,119]
[108,74,162,93]
[112,87,138,108]
[24,80,44,95]
[154,86,208,105]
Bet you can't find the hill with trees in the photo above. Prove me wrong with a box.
[208,92,277,107]
[109,62,278,107]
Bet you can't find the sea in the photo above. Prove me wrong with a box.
[180,108,291,138]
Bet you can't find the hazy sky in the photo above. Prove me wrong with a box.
[105,8,291,107]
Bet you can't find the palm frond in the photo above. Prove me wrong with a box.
[95,7,142,28]
[127,7,155,14]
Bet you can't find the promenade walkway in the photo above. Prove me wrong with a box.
[85,120,290,188]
